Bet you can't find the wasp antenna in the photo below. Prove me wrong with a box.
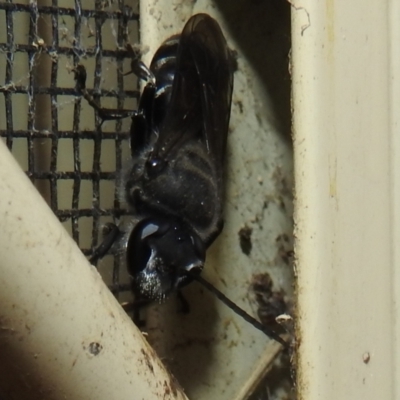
[89,223,121,264]
[123,68,134,77]
[191,274,289,348]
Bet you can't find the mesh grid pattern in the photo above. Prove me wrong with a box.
[0,0,139,300]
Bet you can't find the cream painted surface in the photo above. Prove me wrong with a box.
[0,140,187,400]
[391,2,400,399]
[292,0,397,398]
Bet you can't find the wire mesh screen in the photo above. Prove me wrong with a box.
[0,0,139,303]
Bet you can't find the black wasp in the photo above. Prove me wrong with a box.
[75,14,287,347]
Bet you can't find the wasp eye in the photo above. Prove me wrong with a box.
[127,232,151,274]
[127,219,169,274]
[127,220,158,274]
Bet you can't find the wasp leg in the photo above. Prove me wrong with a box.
[123,56,157,156]
[177,290,190,314]
[120,297,154,328]
[132,298,151,328]
[74,64,136,122]
[129,84,156,157]
[89,223,121,264]
[128,59,156,85]
[125,44,156,85]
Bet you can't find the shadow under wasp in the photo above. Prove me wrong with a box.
[74,13,287,347]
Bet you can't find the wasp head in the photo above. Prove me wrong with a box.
[127,218,206,302]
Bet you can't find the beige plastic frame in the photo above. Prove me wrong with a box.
[292,0,400,399]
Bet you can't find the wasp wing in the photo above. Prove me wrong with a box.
[153,13,233,179]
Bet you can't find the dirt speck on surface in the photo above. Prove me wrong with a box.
[238,225,253,256]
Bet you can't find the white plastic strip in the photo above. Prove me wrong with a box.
[390,1,400,398]
[0,140,187,400]
[292,0,398,398]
